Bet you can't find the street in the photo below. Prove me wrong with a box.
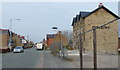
[2,48,76,68]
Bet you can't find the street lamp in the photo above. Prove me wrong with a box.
[9,19,20,51]
[52,27,58,34]
[52,27,64,58]
[10,19,20,30]
[52,27,58,55]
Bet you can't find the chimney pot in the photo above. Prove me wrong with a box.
[99,3,103,7]
[58,31,62,34]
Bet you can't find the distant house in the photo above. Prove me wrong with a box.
[12,33,22,47]
[72,3,119,54]
[13,34,28,46]
[53,31,68,47]
[0,29,28,52]
[46,34,55,48]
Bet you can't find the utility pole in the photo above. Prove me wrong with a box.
[59,31,64,58]
[79,32,83,70]
[93,27,97,70]
[52,27,59,56]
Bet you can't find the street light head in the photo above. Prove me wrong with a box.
[16,19,20,20]
[52,27,57,29]
[10,19,21,20]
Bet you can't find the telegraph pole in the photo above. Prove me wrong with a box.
[93,27,97,70]
[79,32,83,70]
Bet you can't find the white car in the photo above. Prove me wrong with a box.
[13,46,24,53]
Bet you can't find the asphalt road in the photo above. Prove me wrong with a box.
[2,48,44,68]
[1,48,76,68]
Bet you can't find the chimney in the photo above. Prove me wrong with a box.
[58,31,62,34]
[99,3,103,7]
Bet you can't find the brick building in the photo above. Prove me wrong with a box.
[72,4,119,54]
[0,29,27,52]
[46,34,55,48]
[53,31,68,47]
[0,29,10,50]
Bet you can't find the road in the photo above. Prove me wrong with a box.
[1,47,76,69]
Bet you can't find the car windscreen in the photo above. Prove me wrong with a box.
[15,47,22,49]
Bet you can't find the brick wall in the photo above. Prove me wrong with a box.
[53,33,68,46]
[0,34,9,49]
[12,35,22,47]
[47,38,54,48]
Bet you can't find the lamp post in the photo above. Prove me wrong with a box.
[52,27,58,55]
[52,27,64,58]
[9,19,20,51]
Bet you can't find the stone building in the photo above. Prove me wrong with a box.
[72,4,119,54]
[72,12,90,49]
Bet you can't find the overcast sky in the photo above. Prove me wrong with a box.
[1,2,118,42]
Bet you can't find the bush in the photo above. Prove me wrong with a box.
[65,46,74,50]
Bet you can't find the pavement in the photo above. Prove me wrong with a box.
[66,49,119,68]
[0,54,2,70]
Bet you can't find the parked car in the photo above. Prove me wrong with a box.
[13,46,24,53]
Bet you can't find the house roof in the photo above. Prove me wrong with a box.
[46,34,56,38]
[0,29,9,31]
[71,11,90,26]
[0,29,10,35]
[71,17,76,26]
[71,4,119,26]
[80,11,91,18]
[84,5,119,18]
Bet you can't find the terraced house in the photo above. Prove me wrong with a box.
[0,29,27,52]
[72,3,119,54]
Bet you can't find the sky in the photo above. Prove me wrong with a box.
[1,2,119,42]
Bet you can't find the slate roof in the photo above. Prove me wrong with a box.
[46,34,55,38]
[71,11,90,26]
[80,11,91,18]
[72,17,76,26]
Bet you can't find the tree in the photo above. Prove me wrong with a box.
[61,30,73,44]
